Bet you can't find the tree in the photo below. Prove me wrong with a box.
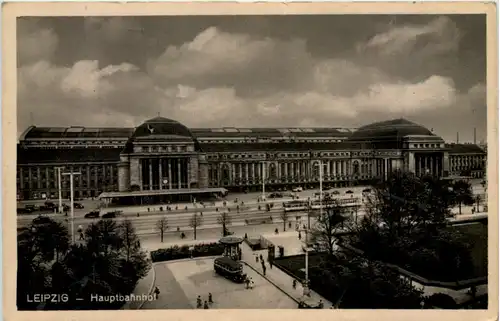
[451,180,474,214]
[189,213,203,240]
[156,216,168,242]
[279,210,289,232]
[216,212,232,236]
[474,195,482,212]
[310,199,348,256]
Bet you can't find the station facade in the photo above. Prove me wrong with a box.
[17,117,486,200]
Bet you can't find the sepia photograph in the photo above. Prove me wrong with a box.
[3,2,497,319]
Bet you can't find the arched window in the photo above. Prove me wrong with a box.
[269,163,277,178]
[221,165,230,181]
[353,161,360,175]
[312,161,320,178]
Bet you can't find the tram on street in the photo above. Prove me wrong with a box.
[283,197,361,212]
[214,256,247,283]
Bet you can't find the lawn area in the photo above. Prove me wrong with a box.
[448,222,488,278]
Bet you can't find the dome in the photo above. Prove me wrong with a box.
[132,116,193,138]
[349,118,435,141]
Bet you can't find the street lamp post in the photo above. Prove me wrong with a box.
[55,167,64,213]
[302,160,326,296]
[63,171,81,244]
[261,161,266,201]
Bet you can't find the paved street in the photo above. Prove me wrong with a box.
[141,258,297,309]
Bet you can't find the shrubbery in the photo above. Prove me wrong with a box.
[150,242,225,262]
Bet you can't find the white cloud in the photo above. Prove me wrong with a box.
[17,20,484,142]
[360,16,460,57]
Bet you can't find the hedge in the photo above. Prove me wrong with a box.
[150,242,225,262]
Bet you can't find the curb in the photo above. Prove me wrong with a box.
[136,256,220,309]
[241,261,301,304]
[137,258,156,309]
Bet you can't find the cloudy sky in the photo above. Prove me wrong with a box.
[17,15,486,142]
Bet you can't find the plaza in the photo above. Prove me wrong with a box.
[141,258,298,309]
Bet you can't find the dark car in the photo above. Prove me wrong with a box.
[345,190,354,194]
[330,190,340,195]
[362,188,371,193]
[74,203,85,209]
[84,211,100,219]
[102,210,122,219]
[25,204,39,212]
[17,208,33,214]
[268,192,283,199]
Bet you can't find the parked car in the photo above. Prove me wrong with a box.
[362,188,372,193]
[74,203,84,209]
[330,190,340,195]
[44,200,56,209]
[345,190,354,194]
[84,210,100,219]
[292,187,303,192]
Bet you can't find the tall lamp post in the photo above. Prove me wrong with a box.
[55,167,64,213]
[63,171,81,244]
[302,160,326,296]
[261,161,266,201]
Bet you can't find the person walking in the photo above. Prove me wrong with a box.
[298,231,302,240]
[204,301,209,309]
[292,279,297,289]
[208,292,213,304]
[154,287,160,299]
[262,264,267,276]
[196,295,202,308]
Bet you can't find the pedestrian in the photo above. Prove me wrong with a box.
[298,231,302,240]
[244,233,248,239]
[154,287,160,299]
[197,295,202,308]
[245,277,250,289]
[208,292,213,304]
[269,260,273,269]
[292,279,297,289]
[255,255,259,263]
[259,254,264,262]
[289,221,292,229]
[318,300,324,308]
[263,265,267,276]
[79,232,84,240]
[204,301,209,309]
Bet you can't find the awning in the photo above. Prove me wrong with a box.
[98,187,228,199]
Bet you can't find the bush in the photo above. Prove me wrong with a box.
[425,293,457,309]
[150,243,225,262]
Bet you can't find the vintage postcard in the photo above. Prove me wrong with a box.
[2,2,498,321]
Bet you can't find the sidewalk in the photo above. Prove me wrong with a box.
[122,260,156,309]
[240,242,331,308]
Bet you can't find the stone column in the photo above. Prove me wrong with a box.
[284,163,288,181]
[256,162,261,181]
[159,158,163,190]
[231,163,236,184]
[178,159,182,189]
[408,152,415,173]
[148,159,153,190]
[168,159,172,189]
[245,163,249,182]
